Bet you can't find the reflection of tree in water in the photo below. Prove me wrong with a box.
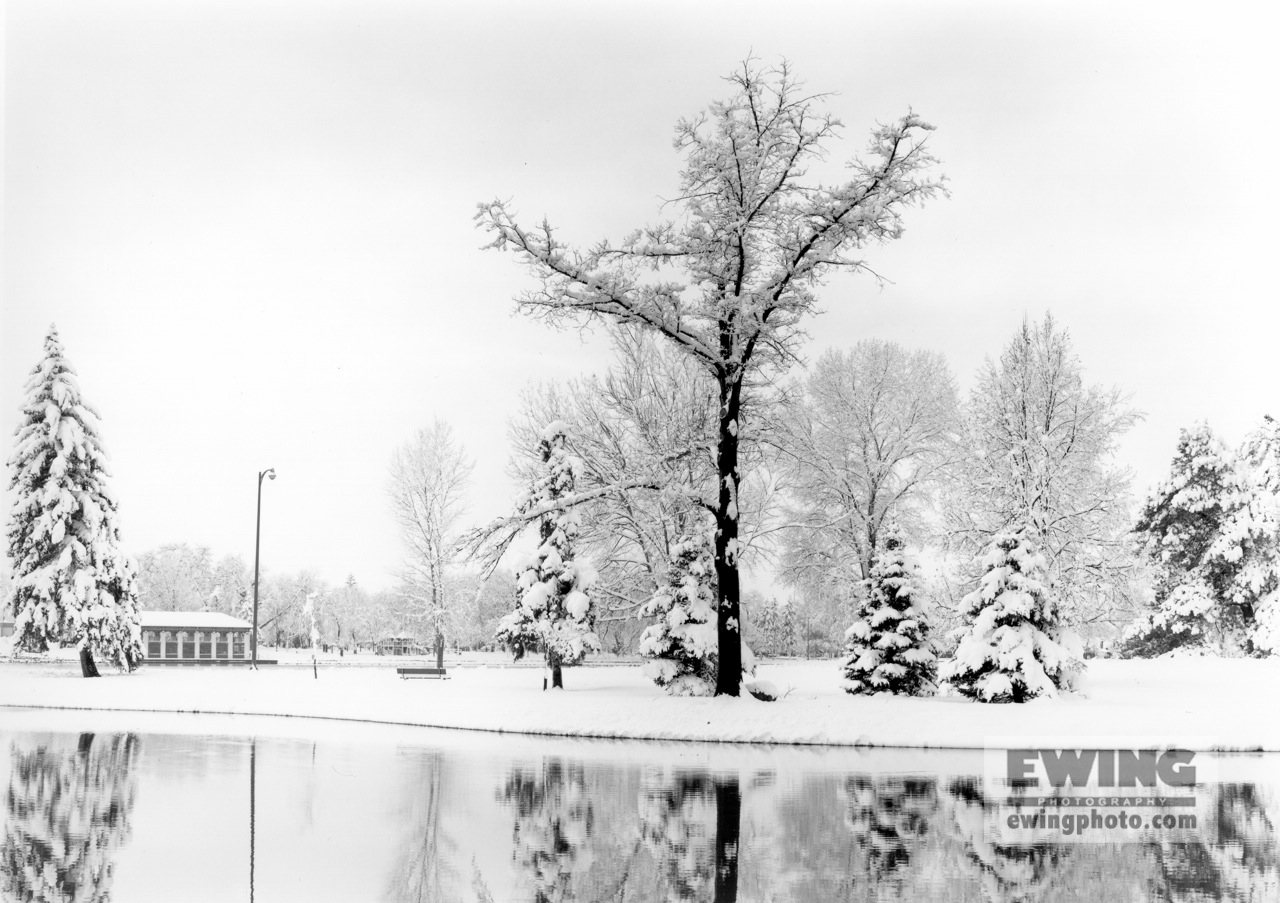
[840,775,939,899]
[638,769,740,903]
[502,760,595,903]
[1,732,140,903]
[947,777,1068,903]
[1148,783,1279,902]
[385,750,456,903]
[845,776,937,882]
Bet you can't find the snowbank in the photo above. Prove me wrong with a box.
[2,656,1278,751]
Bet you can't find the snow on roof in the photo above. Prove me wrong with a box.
[139,611,251,630]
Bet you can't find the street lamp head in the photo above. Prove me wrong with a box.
[267,468,276,480]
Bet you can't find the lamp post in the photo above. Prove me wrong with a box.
[252,467,276,668]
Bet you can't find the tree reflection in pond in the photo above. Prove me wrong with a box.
[638,769,741,903]
[1148,783,1279,902]
[385,750,457,903]
[501,760,595,903]
[947,776,1071,903]
[846,776,937,883]
[1,732,140,903]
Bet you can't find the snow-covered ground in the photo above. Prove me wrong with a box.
[2,653,1279,752]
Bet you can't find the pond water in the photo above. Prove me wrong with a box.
[0,710,1277,902]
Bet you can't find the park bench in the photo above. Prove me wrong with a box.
[397,666,448,680]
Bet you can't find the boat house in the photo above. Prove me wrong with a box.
[139,611,253,664]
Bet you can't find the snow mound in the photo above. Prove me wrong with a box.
[745,679,779,701]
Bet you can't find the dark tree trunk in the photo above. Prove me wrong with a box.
[79,646,101,678]
[713,776,740,903]
[549,650,563,689]
[714,376,743,696]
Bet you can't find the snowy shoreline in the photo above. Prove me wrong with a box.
[2,656,1279,752]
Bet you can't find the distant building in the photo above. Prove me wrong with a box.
[0,616,13,638]
[139,611,253,664]
[375,635,423,656]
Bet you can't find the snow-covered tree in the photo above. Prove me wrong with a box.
[478,60,943,694]
[509,329,784,659]
[941,527,1082,703]
[5,327,143,677]
[638,527,757,695]
[946,314,1140,628]
[388,419,474,646]
[1220,416,1280,654]
[134,543,214,611]
[1122,424,1270,657]
[780,341,960,590]
[842,525,937,696]
[495,423,600,689]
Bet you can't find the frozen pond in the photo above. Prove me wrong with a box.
[1,709,1277,901]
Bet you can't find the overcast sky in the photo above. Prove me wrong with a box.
[3,0,1278,593]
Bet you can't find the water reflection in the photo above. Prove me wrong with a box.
[1149,783,1279,903]
[501,761,595,902]
[0,719,1276,902]
[636,770,741,902]
[947,776,1071,903]
[1,732,140,903]
[387,750,455,903]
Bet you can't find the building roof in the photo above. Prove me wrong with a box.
[139,610,251,630]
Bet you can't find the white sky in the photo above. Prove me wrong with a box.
[3,0,1278,593]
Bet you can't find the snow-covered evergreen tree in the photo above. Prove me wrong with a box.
[1122,424,1269,657]
[638,527,756,695]
[842,526,937,696]
[495,423,600,689]
[1221,416,1280,655]
[941,527,1082,703]
[5,327,143,676]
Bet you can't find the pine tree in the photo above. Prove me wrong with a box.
[638,530,718,695]
[941,527,1082,703]
[778,602,798,657]
[1122,424,1259,657]
[637,527,756,695]
[5,327,143,676]
[842,526,937,696]
[1220,416,1280,655]
[495,423,599,689]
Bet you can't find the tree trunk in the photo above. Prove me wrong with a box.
[714,376,743,696]
[549,649,563,689]
[713,776,740,903]
[79,646,101,678]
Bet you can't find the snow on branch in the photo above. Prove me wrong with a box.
[458,478,713,573]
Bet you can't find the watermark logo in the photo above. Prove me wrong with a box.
[983,737,1216,844]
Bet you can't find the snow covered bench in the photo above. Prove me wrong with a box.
[397,667,449,680]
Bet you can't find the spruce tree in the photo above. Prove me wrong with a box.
[1122,424,1255,656]
[842,526,937,696]
[941,527,1081,703]
[494,423,599,688]
[638,529,721,696]
[5,327,143,676]
[1219,416,1280,655]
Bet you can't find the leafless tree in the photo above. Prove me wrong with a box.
[945,313,1141,625]
[388,420,474,645]
[778,341,961,595]
[476,60,944,694]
